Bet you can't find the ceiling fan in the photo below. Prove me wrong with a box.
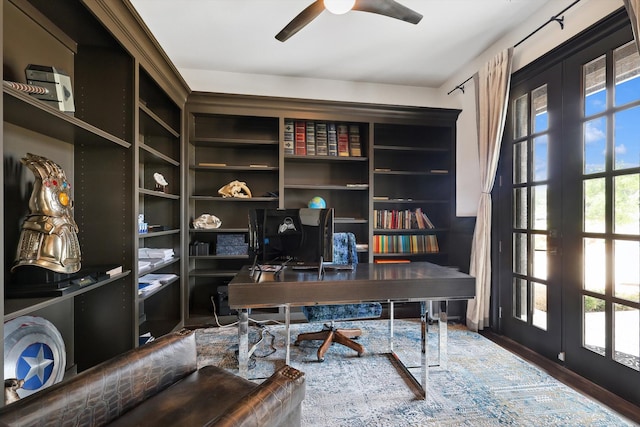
[275,0,423,42]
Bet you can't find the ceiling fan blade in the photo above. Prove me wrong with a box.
[276,0,326,42]
[352,0,423,24]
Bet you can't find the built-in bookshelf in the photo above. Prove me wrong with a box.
[2,0,188,383]
[185,106,279,321]
[373,121,456,264]
[136,67,183,340]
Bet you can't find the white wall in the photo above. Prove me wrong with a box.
[184,0,624,217]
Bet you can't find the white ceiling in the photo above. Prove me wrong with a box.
[129,0,554,90]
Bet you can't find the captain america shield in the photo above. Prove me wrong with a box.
[4,316,66,398]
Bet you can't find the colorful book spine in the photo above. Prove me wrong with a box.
[284,119,294,154]
[337,124,350,156]
[327,123,338,156]
[348,124,362,157]
[306,120,316,155]
[315,122,328,155]
[295,121,306,155]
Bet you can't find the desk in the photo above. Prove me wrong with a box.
[228,261,475,398]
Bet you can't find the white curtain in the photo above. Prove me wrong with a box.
[466,48,513,332]
[624,0,640,53]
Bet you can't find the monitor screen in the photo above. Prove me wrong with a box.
[249,208,334,266]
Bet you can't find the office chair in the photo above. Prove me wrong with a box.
[295,232,382,362]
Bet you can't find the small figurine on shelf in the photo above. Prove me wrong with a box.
[153,172,168,193]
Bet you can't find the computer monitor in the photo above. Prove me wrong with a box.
[248,208,334,267]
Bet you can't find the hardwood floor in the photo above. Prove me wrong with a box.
[481,330,640,425]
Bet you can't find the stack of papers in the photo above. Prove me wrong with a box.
[138,273,178,295]
[139,247,174,260]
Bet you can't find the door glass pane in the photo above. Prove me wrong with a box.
[614,41,640,107]
[513,187,527,228]
[584,117,606,174]
[584,55,607,117]
[532,85,548,132]
[614,107,640,170]
[514,94,529,139]
[532,234,548,280]
[533,135,548,181]
[513,278,528,321]
[614,240,640,303]
[513,232,528,275]
[613,304,639,371]
[584,295,606,356]
[584,178,606,233]
[514,141,527,184]
[532,282,547,330]
[584,238,606,294]
[614,174,640,235]
[532,185,547,230]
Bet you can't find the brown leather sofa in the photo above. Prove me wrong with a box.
[0,329,305,427]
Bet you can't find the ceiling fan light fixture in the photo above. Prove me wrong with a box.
[324,0,356,15]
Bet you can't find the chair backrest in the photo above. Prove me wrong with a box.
[332,232,357,266]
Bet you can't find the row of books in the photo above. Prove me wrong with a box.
[284,120,362,157]
[373,208,435,230]
[373,234,440,254]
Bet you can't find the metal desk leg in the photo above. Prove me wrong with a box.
[238,309,249,378]
[389,301,394,353]
[285,305,291,366]
[438,300,448,369]
[420,300,428,398]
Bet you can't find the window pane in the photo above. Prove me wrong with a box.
[513,232,528,275]
[513,141,527,184]
[513,187,527,229]
[584,295,606,356]
[584,55,607,117]
[513,278,528,322]
[614,107,640,170]
[614,240,640,303]
[614,41,640,107]
[584,117,606,174]
[532,234,547,281]
[614,174,640,235]
[613,304,639,371]
[532,185,547,230]
[584,238,606,294]
[532,85,548,133]
[532,282,547,330]
[533,135,548,181]
[514,94,529,139]
[584,178,606,233]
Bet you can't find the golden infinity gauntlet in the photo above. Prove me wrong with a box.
[12,153,81,274]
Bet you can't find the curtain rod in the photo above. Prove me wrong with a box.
[447,0,583,95]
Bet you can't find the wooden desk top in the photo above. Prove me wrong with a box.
[228,262,476,309]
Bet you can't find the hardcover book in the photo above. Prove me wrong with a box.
[306,120,316,155]
[348,124,362,157]
[327,123,338,156]
[284,119,294,154]
[337,124,350,156]
[295,121,306,155]
[315,122,328,155]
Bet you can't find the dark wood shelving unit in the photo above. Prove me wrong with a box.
[2,0,188,386]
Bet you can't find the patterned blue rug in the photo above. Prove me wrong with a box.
[195,319,637,426]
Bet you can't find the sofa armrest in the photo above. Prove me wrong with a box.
[0,329,197,427]
[208,365,306,427]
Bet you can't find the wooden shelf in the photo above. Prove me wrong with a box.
[3,85,131,149]
[191,137,278,147]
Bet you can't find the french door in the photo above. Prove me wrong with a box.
[497,10,640,404]
[497,63,563,361]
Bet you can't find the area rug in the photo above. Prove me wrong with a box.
[195,319,637,426]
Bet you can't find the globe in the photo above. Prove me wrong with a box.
[308,196,326,209]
